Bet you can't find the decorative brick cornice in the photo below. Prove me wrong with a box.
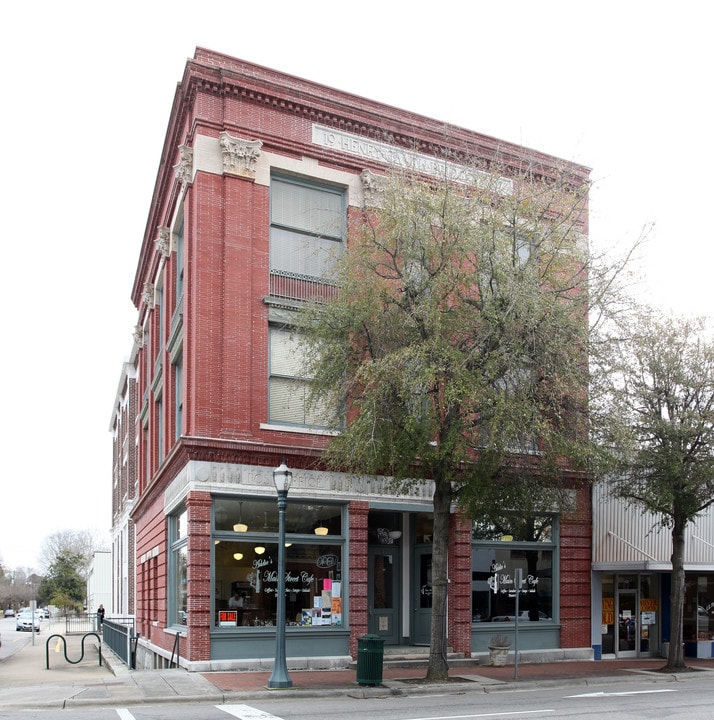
[156,226,171,258]
[219,131,262,179]
[174,145,194,187]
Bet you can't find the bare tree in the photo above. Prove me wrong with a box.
[297,158,636,680]
[591,309,714,671]
[39,529,108,579]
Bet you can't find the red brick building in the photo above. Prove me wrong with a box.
[110,47,592,670]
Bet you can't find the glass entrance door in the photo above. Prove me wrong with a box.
[368,546,400,644]
[617,590,638,656]
[412,546,432,645]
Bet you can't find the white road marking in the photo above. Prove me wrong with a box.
[566,689,677,698]
[402,712,554,720]
[218,705,286,719]
[116,710,136,720]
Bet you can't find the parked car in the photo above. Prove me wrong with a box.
[491,610,551,622]
[15,611,40,632]
[4,608,15,617]
[38,608,50,619]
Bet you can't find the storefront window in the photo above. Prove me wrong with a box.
[685,574,714,641]
[170,507,188,626]
[473,514,552,543]
[214,497,342,536]
[213,497,344,629]
[174,546,188,625]
[472,514,555,623]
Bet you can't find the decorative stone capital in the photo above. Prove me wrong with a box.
[174,145,194,187]
[156,226,171,258]
[360,169,387,207]
[142,282,155,309]
[219,132,262,178]
[133,325,145,348]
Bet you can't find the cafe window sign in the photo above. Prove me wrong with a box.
[473,548,553,622]
[211,497,345,629]
[487,560,540,596]
[471,514,556,624]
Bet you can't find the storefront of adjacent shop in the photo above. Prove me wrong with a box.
[591,484,714,659]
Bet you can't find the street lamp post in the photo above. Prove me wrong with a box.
[267,459,293,689]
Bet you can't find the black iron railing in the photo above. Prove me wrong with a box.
[102,617,138,669]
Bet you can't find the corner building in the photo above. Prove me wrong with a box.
[113,48,593,670]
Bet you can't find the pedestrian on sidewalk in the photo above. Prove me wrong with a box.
[97,604,105,632]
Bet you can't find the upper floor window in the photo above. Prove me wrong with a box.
[269,176,345,302]
[174,354,183,441]
[175,215,184,303]
[269,326,329,427]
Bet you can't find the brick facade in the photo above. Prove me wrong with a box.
[110,48,593,668]
[559,483,593,648]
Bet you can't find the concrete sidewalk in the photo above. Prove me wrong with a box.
[1,630,713,711]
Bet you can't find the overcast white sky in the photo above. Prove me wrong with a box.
[1,1,711,571]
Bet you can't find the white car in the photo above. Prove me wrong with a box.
[15,611,40,632]
[491,610,551,622]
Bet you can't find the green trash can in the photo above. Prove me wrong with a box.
[356,634,385,686]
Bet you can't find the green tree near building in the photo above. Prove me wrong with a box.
[37,550,86,612]
[297,160,631,681]
[591,310,714,671]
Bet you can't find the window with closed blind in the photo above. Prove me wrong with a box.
[267,175,345,428]
[269,176,345,297]
[269,326,329,427]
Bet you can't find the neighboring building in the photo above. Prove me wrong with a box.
[110,358,138,617]
[592,484,714,659]
[111,47,593,671]
[86,550,112,618]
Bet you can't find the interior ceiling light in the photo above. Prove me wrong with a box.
[233,552,243,560]
[314,506,328,535]
[233,502,248,533]
[254,546,266,555]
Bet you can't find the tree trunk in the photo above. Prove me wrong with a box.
[665,517,687,671]
[425,477,452,682]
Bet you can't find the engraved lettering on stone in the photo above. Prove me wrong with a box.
[314,125,512,195]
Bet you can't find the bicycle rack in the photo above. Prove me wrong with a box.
[46,633,103,669]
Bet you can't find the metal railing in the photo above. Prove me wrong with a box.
[102,617,138,669]
[269,270,338,303]
[64,612,99,634]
